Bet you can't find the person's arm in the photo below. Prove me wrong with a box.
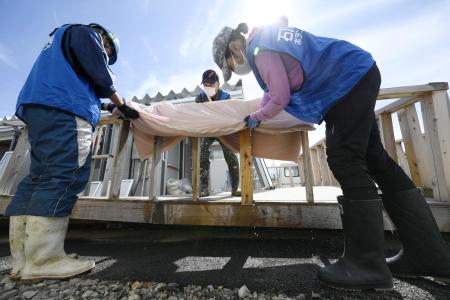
[250,50,291,121]
[68,26,139,119]
[68,25,117,99]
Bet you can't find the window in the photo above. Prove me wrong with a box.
[284,166,299,177]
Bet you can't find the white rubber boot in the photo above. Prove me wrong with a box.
[9,216,27,280]
[21,216,95,280]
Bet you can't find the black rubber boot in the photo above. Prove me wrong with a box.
[382,188,450,282]
[319,196,393,291]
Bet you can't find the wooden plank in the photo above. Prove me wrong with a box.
[301,131,314,203]
[378,113,398,162]
[404,105,433,189]
[316,145,331,186]
[97,115,123,126]
[310,148,322,186]
[420,93,449,202]
[377,82,448,100]
[430,91,450,204]
[2,194,448,231]
[297,157,306,186]
[191,137,200,201]
[240,129,253,205]
[110,121,130,199]
[376,97,416,114]
[397,109,423,187]
[149,137,162,200]
[0,127,28,195]
[101,124,119,196]
[395,142,411,177]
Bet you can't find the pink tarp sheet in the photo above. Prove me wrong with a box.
[118,98,314,162]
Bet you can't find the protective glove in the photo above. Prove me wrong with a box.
[117,103,140,119]
[244,115,260,129]
[101,102,116,113]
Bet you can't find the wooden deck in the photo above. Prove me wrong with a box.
[1,187,449,231]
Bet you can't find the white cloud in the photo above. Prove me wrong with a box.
[130,68,204,99]
[141,38,159,63]
[179,0,225,59]
[0,43,19,70]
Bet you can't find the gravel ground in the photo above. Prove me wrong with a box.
[0,223,449,299]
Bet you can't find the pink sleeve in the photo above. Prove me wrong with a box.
[250,51,291,121]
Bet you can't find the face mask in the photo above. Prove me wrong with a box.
[232,50,252,76]
[203,86,217,98]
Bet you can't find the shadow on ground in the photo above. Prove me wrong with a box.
[1,222,449,299]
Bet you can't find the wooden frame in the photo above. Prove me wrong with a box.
[1,82,449,228]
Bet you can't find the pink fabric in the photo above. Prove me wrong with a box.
[113,99,314,161]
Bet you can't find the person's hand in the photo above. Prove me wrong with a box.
[117,103,140,119]
[244,115,260,129]
[101,102,116,113]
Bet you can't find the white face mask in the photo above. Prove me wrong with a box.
[203,86,217,98]
[232,50,252,76]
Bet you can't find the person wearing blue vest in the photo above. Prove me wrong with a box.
[195,70,241,197]
[5,23,139,281]
[212,18,450,291]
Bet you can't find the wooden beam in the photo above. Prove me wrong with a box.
[0,127,28,195]
[310,148,322,186]
[405,105,433,189]
[149,137,162,200]
[378,113,398,162]
[377,82,448,100]
[395,142,411,177]
[376,97,417,114]
[110,121,130,199]
[420,93,449,202]
[2,195,448,231]
[240,129,253,205]
[316,145,331,186]
[301,131,314,203]
[397,109,423,187]
[191,137,200,201]
[297,157,306,186]
[429,91,450,204]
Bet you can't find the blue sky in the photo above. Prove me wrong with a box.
[1,0,449,144]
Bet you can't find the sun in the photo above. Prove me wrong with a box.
[242,0,291,28]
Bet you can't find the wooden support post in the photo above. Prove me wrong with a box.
[101,124,120,196]
[191,137,200,201]
[301,131,314,203]
[310,148,322,186]
[420,93,449,202]
[379,113,398,162]
[405,105,434,189]
[297,157,306,186]
[429,91,450,204]
[0,127,29,195]
[240,129,253,205]
[110,120,130,199]
[395,142,411,177]
[397,109,423,187]
[317,145,331,186]
[149,137,162,200]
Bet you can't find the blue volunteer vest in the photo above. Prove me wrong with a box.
[199,90,230,100]
[16,24,101,128]
[247,26,374,124]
